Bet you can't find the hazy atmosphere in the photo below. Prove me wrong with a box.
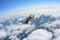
[0,0,60,40]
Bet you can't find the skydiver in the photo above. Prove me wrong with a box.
[24,14,34,24]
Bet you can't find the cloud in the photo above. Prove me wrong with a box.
[0,4,60,40]
[54,29,60,40]
[0,30,8,39]
[43,20,60,29]
[0,22,35,40]
[0,4,60,21]
[23,29,52,40]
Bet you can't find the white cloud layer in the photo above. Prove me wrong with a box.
[0,4,60,40]
[23,29,52,40]
[0,4,60,21]
[0,30,8,39]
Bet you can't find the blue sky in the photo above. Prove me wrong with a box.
[0,0,60,14]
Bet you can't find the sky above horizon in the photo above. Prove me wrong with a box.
[0,0,60,14]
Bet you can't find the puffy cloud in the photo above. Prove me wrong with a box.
[0,30,8,39]
[0,24,3,29]
[43,20,60,29]
[54,29,60,40]
[0,23,35,40]
[23,29,52,40]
